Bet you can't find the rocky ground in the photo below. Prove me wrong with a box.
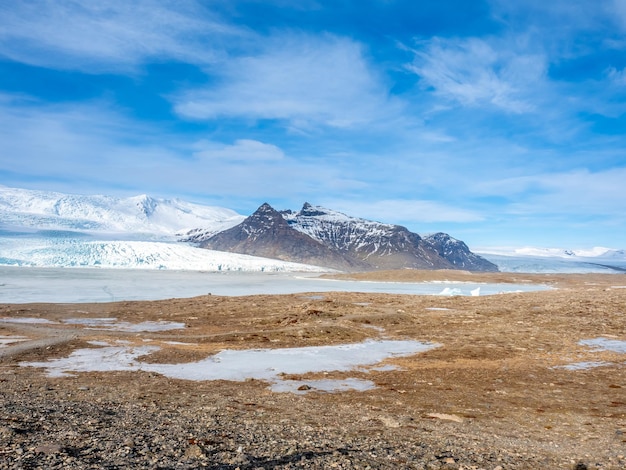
[1,270,625,469]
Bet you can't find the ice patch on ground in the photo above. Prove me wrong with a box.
[22,342,160,377]
[0,317,57,324]
[62,318,186,332]
[555,361,612,371]
[558,338,626,370]
[270,378,376,394]
[579,337,626,353]
[0,335,28,347]
[20,339,440,393]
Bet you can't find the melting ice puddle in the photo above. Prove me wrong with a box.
[0,316,185,331]
[0,335,28,347]
[20,339,440,393]
[557,338,626,370]
[579,337,626,353]
[62,318,186,332]
[0,317,57,324]
[301,295,325,300]
[555,361,612,371]
[271,378,376,394]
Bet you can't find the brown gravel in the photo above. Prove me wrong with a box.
[0,270,625,469]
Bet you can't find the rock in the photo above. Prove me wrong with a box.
[184,444,204,459]
[33,443,63,454]
[427,413,464,423]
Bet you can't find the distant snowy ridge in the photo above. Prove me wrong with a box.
[476,246,626,273]
[477,246,626,260]
[0,186,244,238]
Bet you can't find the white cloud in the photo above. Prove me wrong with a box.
[476,168,626,217]
[0,0,242,72]
[193,139,285,162]
[326,199,484,224]
[407,36,546,113]
[173,33,403,128]
[606,66,626,86]
[0,96,361,201]
[614,0,626,28]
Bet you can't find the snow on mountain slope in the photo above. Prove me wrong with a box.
[280,203,498,271]
[282,203,417,256]
[0,236,329,272]
[0,186,244,238]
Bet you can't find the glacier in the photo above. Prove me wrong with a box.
[477,251,626,274]
[0,186,328,272]
[0,234,330,272]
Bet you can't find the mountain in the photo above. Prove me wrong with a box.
[0,186,244,239]
[421,232,499,272]
[0,187,498,272]
[200,202,498,272]
[200,203,367,271]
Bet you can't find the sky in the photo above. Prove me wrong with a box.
[1,0,626,250]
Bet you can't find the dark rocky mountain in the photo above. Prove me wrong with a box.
[421,232,498,272]
[198,202,498,272]
[199,203,368,271]
[283,203,497,271]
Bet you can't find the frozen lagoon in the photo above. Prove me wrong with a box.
[0,267,550,303]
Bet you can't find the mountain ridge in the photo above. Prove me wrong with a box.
[200,202,498,272]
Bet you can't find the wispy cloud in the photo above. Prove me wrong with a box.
[0,96,365,203]
[0,0,243,72]
[474,168,626,217]
[326,199,484,225]
[173,33,403,128]
[406,36,546,113]
[193,139,285,162]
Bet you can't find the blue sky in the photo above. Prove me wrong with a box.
[1,0,626,250]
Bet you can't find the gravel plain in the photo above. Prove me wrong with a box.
[1,270,625,469]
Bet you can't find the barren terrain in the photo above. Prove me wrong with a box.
[1,271,625,469]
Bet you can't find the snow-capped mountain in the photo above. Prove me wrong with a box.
[282,203,497,271]
[0,186,244,238]
[198,202,498,272]
[420,232,499,272]
[200,203,367,271]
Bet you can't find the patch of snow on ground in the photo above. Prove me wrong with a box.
[555,361,612,371]
[0,317,57,324]
[20,339,440,393]
[579,337,626,353]
[558,337,626,370]
[0,335,28,347]
[62,318,186,332]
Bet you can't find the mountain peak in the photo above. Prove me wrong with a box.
[201,202,364,270]
[298,202,331,217]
